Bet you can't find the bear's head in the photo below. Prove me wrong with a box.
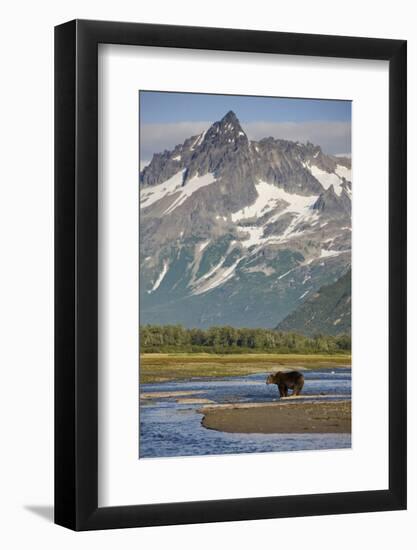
[266,372,281,385]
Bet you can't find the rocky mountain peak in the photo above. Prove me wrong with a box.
[140,111,251,188]
[222,109,239,123]
[313,185,351,217]
[199,110,248,148]
[218,110,244,133]
[180,111,252,188]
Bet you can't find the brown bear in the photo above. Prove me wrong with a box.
[266,371,304,397]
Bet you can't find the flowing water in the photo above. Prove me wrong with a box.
[139,368,351,458]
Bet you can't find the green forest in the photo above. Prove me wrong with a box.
[140,324,351,354]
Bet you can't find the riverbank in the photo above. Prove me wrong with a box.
[140,353,351,383]
[199,400,351,434]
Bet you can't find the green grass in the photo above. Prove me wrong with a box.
[139,353,351,384]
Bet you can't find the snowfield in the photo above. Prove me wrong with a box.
[231,179,316,222]
[140,170,217,214]
[309,165,343,196]
[140,170,186,209]
[335,164,352,182]
[232,179,319,249]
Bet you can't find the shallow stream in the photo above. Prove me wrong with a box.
[139,368,351,458]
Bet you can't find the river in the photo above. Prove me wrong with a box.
[139,367,351,458]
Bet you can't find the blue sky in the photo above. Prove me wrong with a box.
[139,91,351,162]
[140,91,351,124]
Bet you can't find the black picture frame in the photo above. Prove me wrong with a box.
[55,19,407,531]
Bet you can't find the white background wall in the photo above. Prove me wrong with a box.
[0,1,415,548]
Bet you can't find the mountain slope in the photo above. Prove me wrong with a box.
[140,111,351,329]
[276,269,351,336]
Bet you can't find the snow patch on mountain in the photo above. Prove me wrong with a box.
[232,180,315,222]
[309,165,343,196]
[148,260,169,293]
[335,165,352,181]
[164,173,216,214]
[198,257,226,283]
[320,249,349,259]
[140,170,185,209]
[265,189,317,225]
[140,170,217,214]
[268,211,319,245]
[195,130,207,148]
[189,130,207,150]
[230,180,320,250]
[193,258,242,295]
[240,226,265,248]
[197,240,210,253]
[278,268,296,280]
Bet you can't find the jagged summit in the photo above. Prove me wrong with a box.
[140,110,251,188]
[202,110,247,144]
[222,109,239,120]
[178,110,254,199]
[219,110,242,128]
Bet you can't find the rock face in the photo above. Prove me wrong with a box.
[276,269,351,336]
[140,111,351,329]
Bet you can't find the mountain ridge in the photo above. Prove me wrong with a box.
[276,269,351,336]
[139,111,351,329]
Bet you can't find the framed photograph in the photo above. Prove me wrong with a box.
[55,20,406,530]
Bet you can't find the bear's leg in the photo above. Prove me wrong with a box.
[278,383,286,397]
[293,379,304,396]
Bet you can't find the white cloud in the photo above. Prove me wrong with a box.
[140,120,351,162]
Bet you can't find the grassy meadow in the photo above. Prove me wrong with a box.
[139,352,351,384]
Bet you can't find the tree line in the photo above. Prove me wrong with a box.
[140,324,351,354]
